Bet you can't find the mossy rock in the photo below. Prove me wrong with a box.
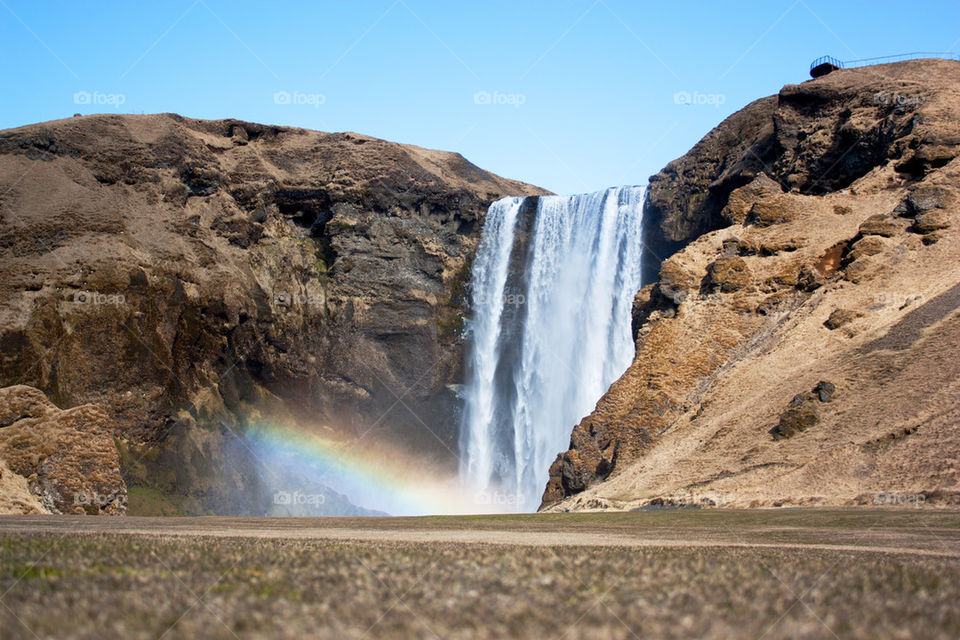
[846,236,888,262]
[770,401,819,440]
[824,308,859,330]
[705,256,752,293]
[770,381,835,439]
[747,198,794,227]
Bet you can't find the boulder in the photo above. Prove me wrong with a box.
[912,210,951,234]
[769,401,819,440]
[845,236,888,262]
[858,214,900,237]
[721,173,784,225]
[814,380,836,402]
[769,381,836,439]
[658,259,699,304]
[0,385,126,514]
[824,309,859,330]
[747,197,796,227]
[896,185,951,216]
[705,256,752,293]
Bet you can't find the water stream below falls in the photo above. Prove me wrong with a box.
[460,186,645,512]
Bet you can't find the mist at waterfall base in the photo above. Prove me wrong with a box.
[460,186,645,512]
[230,421,482,517]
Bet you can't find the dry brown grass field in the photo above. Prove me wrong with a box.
[2,509,959,639]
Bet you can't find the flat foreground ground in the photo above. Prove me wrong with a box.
[1,510,959,639]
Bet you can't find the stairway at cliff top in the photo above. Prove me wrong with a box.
[460,186,645,511]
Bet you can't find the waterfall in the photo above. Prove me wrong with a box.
[460,186,645,512]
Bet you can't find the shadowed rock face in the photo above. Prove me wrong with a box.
[544,59,960,511]
[0,113,547,513]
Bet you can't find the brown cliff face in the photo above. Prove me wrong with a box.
[543,59,960,510]
[0,113,547,513]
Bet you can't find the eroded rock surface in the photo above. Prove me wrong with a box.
[0,385,126,514]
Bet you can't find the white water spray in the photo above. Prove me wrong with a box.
[460,186,645,511]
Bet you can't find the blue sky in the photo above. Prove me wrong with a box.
[1,1,957,194]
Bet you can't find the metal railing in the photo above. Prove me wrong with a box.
[811,51,959,74]
[809,55,843,73]
[845,52,960,68]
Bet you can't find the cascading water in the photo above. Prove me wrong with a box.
[460,186,645,512]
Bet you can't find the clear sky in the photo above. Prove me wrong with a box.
[2,1,957,194]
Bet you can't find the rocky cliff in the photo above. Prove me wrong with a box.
[543,59,960,510]
[0,113,547,514]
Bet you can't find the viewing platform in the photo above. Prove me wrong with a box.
[810,52,959,78]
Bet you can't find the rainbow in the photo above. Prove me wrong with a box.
[242,421,497,516]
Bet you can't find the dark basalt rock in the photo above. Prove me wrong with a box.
[770,381,836,440]
[912,211,951,234]
[815,380,836,402]
[824,309,859,330]
[770,398,819,440]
